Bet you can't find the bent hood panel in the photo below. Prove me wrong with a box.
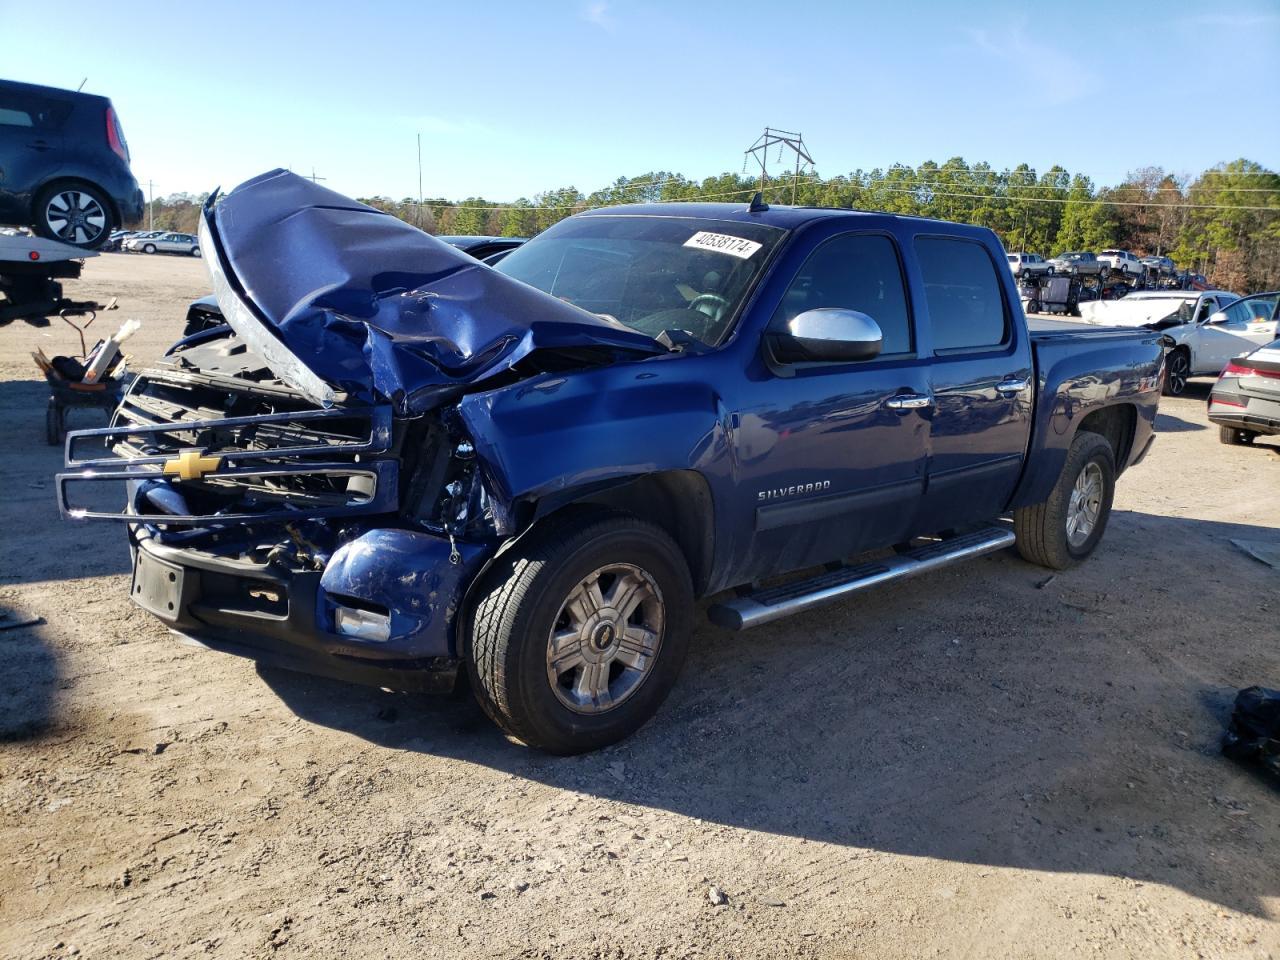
[202,169,663,412]
[1077,298,1192,328]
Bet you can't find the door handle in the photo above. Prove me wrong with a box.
[995,378,1029,396]
[884,393,933,411]
[26,140,53,152]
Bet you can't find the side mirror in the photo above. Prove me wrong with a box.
[1205,311,1226,325]
[768,308,883,364]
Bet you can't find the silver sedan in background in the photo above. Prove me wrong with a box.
[124,231,200,256]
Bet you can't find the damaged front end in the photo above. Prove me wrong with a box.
[57,330,498,691]
[56,170,661,690]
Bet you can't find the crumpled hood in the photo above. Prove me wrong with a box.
[1076,298,1190,328]
[199,169,664,413]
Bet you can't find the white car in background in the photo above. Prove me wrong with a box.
[1006,252,1054,279]
[1096,249,1147,279]
[1075,289,1276,395]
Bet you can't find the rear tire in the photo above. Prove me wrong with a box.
[1219,425,1256,445]
[466,509,694,754]
[1014,431,1116,571]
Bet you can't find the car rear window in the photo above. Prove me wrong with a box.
[915,237,1009,353]
[0,106,32,127]
[0,92,72,129]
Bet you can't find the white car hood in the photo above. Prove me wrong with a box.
[1076,298,1191,327]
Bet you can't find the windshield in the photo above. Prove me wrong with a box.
[495,215,786,346]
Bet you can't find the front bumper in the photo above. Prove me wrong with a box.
[130,526,494,692]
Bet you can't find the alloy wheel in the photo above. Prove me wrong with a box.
[546,563,665,714]
[45,190,107,246]
[1066,462,1103,548]
[1166,354,1189,395]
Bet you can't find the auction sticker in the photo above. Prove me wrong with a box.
[683,231,762,259]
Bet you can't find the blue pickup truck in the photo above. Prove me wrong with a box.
[58,171,1165,754]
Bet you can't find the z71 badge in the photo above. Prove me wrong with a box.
[758,481,832,501]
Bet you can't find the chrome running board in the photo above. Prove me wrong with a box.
[707,526,1016,631]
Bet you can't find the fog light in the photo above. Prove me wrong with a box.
[334,604,391,643]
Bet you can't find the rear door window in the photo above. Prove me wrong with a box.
[914,237,1009,352]
[770,233,913,356]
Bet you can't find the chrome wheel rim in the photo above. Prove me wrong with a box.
[546,563,664,714]
[1167,354,1188,394]
[45,190,107,245]
[1066,462,1103,548]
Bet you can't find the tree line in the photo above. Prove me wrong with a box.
[137,157,1280,292]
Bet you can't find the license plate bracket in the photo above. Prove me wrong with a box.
[131,550,185,620]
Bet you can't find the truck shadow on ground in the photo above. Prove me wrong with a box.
[0,606,61,742]
[260,508,1280,917]
[0,380,130,585]
[1154,411,1206,432]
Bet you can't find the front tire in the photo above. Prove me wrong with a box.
[466,509,694,754]
[1219,425,1256,446]
[1014,431,1116,570]
[33,183,115,249]
[143,243,156,254]
[1163,350,1190,396]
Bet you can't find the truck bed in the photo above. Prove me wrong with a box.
[1013,317,1164,511]
[1027,316,1145,339]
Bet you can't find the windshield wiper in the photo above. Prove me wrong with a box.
[655,329,709,354]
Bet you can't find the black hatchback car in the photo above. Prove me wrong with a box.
[0,79,144,249]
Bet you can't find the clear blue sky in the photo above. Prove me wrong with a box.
[3,0,1277,201]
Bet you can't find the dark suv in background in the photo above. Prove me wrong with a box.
[0,79,144,248]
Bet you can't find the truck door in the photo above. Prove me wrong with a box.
[727,230,931,584]
[911,235,1034,532]
[1198,294,1280,371]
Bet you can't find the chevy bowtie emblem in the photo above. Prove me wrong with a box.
[163,449,223,480]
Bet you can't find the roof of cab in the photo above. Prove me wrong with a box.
[578,202,997,239]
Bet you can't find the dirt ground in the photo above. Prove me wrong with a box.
[2,253,1278,960]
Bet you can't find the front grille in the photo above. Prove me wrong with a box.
[58,342,400,525]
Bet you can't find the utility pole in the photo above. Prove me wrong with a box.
[308,167,327,184]
[148,179,154,231]
[744,127,814,205]
[417,133,424,230]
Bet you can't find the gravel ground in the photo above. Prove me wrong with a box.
[1,254,1278,960]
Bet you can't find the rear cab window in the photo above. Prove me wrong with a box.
[914,236,1009,353]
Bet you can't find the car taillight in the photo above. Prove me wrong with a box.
[1221,360,1280,381]
[105,106,128,162]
